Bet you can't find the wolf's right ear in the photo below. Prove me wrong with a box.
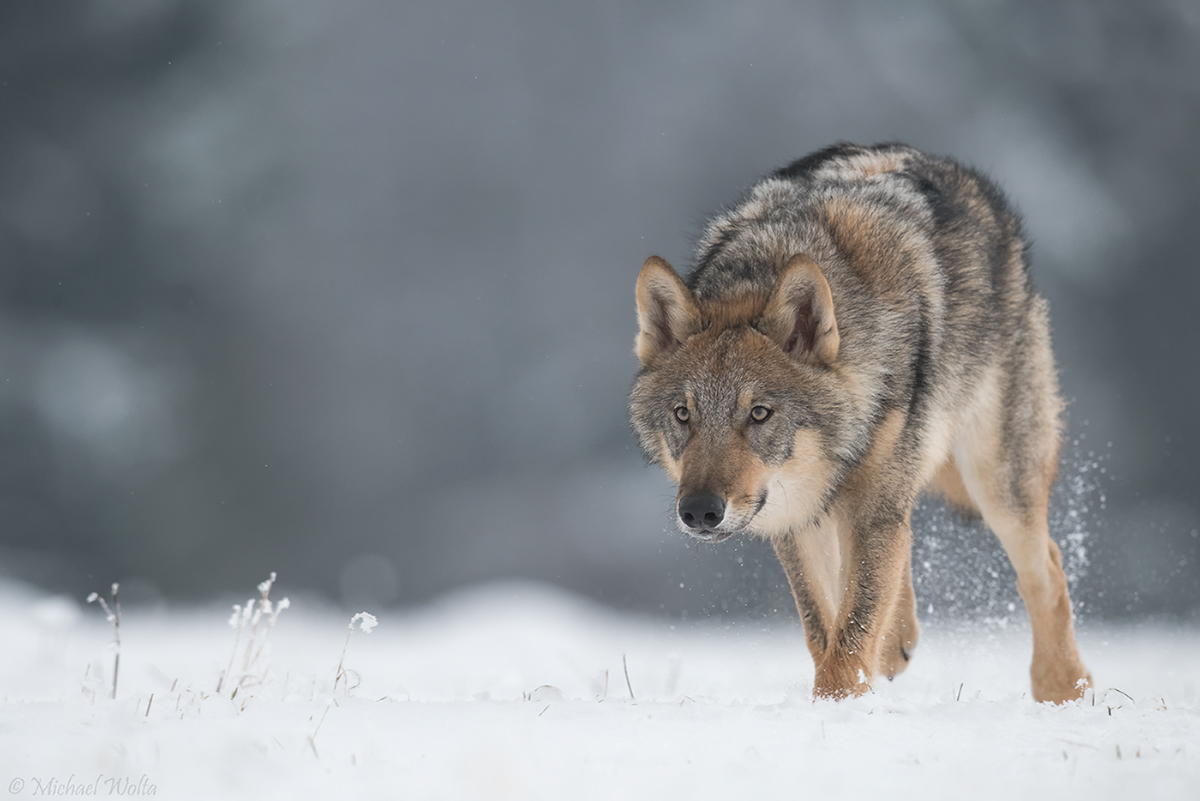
[635,256,700,366]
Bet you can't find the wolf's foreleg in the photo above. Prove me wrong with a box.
[773,509,914,700]
[772,521,841,664]
[808,514,912,699]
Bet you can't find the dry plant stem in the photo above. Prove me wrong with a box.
[623,654,635,701]
[250,595,289,677]
[334,626,354,691]
[87,582,121,699]
[308,704,331,758]
[243,573,276,673]
[242,606,261,673]
[111,583,121,700]
[334,612,376,693]
[218,606,245,695]
[219,573,289,696]
[1109,687,1134,704]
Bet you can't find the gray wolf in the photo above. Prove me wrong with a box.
[629,142,1091,703]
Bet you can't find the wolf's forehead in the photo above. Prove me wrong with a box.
[687,360,767,406]
[677,331,772,397]
[689,373,746,406]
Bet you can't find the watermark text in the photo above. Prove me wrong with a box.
[8,774,156,796]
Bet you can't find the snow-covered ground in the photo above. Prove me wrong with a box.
[1,579,1196,800]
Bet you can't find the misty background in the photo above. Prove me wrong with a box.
[1,0,1197,621]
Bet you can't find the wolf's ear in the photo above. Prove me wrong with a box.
[635,256,700,366]
[762,254,839,365]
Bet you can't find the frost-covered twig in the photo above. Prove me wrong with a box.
[217,602,250,694]
[249,594,290,675]
[242,572,275,673]
[218,572,290,696]
[334,612,377,694]
[86,582,121,699]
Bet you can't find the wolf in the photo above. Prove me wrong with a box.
[629,142,1092,703]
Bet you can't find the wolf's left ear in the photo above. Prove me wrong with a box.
[635,256,700,367]
[762,254,840,365]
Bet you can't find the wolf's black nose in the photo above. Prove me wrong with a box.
[678,493,725,530]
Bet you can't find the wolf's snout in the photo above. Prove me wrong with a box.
[678,493,725,531]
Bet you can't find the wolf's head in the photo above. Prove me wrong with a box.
[629,254,849,541]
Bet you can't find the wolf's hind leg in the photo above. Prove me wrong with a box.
[979,507,1091,703]
[955,346,1091,703]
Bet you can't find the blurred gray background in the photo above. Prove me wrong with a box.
[2,0,1197,620]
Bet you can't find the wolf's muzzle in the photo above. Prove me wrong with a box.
[678,493,725,535]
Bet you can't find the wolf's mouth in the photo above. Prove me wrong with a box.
[725,490,768,531]
[686,529,734,543]
[749,490,768,520]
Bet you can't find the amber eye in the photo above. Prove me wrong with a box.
[750,405,772,423]
[674,406,690,423]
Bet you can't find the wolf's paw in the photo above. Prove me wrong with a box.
[879,636,917,681]
[1032,661,1093,704]
[812,677,870,701]
[879,618,920,680]
[813,652,872,700]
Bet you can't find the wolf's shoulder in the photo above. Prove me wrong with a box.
[772,141,914,184]
[770,142,974,189]
[693,143,1020,273]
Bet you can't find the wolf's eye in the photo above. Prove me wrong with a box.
[750,405,772,423]
[674,406,690,423]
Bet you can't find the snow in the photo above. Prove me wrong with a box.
[1,580,1196,800]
